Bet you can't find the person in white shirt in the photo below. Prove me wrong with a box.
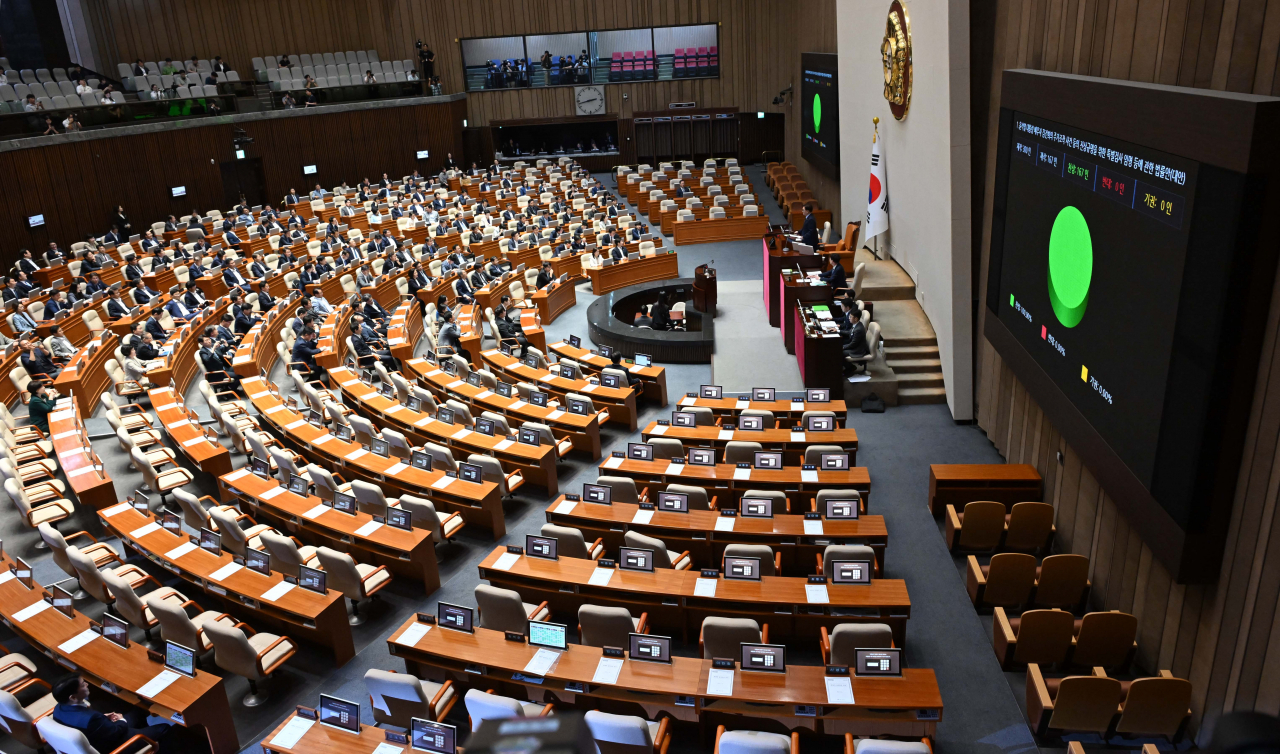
[75,80,92,95]
[310,292,333,314]
[367,207,384,223]
[363,71,377,84]
[148,84,164,100]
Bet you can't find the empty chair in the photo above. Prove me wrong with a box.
[1112,672,1192,742]
[578,604,647,649]
[649,437,683,460]
[740,489,788,516]
[1070,611,1138,669]
[723,543,779,577]
[204,620,297,707]
[723,441,762,465]
[208,506,273,558]
[103,569,188,644]
[173,488,237,533]
[1033,553,1091,610]
[259,530,320,579]
[945,500,1007,551]
[597,475,647,505]
[820,623,894,666]
[967,552,1037,609]
[1004,502,1056,551]
[817,544,878,578]
[993,607,1075,669]
[363,668,456,728]
[66,545,153,609]
[397,495,464,543]
[9,694,64,751]
[584,711,671,754]
[475,584,549,633]
[1026,663,1123,738]
[147,591,237,657]
[5,478,73,539]
[541,523,602,560]
[802,444,845,466]
[681,406,715,426]
[814,489,866,516]
[623,530,690,570]
[701,617,765,659]
[665,483,715,510]
[463,689,552,732]
[316,547,391,625]
[420,442,457,472]
[131,447,192,505]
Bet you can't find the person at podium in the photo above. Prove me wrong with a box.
[799,202,820,248]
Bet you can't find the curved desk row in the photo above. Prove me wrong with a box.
[476,546,911,646]
[639,421,859,467]
[672,215,772,246]
[96,500,356,665]
[676,394,849,422]
[480,349,638,432]
[241,376,508,538]
[0,553,240,754]
[548,340,668,407]
[587,252,680,295]
[45,397,118,510]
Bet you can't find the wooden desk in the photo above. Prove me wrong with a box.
[161,298,234,392]
[98,501,356,665]
[546,495,886,577]
[47,398,117,510]
[220,468,440,593]
[477,546,910,646]
[330,365,560,497]
[0,554,240,754]
[673,395,849,423]
[783,275,835,354]
[532,279,577,325]
[640,422,858,467]
[673,215,771,246]
[261,713,393,754]
[147,386,233,482]
[587,253,680,295]
[928,464,1043,516]
[242,376,508,538]
[596,457,871,512]
[481,349,638,432]
[795,307,845,394]
[51,334,116,417]
[390,622,941,737]
[764,237,824,328]
[548,341,668,407]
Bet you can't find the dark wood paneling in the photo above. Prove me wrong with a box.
[972,0,1280,741]
[0,99,464,265]
[783,0,840,227]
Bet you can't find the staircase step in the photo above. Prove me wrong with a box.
[885,358,941,374]
[899,386,949,405]
[882,334,938,348]
[883,344,938,357]
[897,372,945,388]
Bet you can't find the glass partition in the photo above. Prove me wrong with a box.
[652,24,718,80]
[525,33,591,86]
[460,36,528,90]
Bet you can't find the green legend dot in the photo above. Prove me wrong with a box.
[813,94,822,133]
[1010,294,1015,306]
[1047,206,1092,328]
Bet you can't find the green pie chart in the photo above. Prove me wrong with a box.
[1047,206,1092,328]
[813,94,822,133]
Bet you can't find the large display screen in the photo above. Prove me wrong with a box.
[800,52,839,175]
[993,113,1198,490]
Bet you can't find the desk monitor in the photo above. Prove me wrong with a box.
[442,359,458,376]
[599,345,615,359]
[619,547,654,572]
[741,643,787,673]
[752,388,776,402]
[438,602,474,633]
[380,381,397,398]
[855,648,902,677]
[825,498,860,519]
[101,613,130,649]
[50,583,75,618]
[600,373,621,389]
[250,457,271,478]
[288,474,309,495]
[634,353,652,368]
[529,391,549,408]
[740,497,773,518]
[657,492,688,513]
[526,534,558,560]
[436,406,455,425]
[333,491,357,515]
[671,411,696,427]
[700,384,723,399]
[831,560,873,585]
[387,506,412,531]
[522,354,540,369]
[568,335,581,348]
[806,388,831,403]
[820,453,850,471]
[335,424,355,442]
[558,365,575,380]
[466,372,483,388]
[518,427,541,446]
[753,451,783,470]
[411,718,457,753]
[161,511,182,534]
[583,483,611,504]
[567,397,590,416]
[688,448,716,466]
[370,438,391,458]
[499,342,514,357]
[307,408,325,428]
[198,528,221,556]
[410,450,433,471]
[805,414,835,432]
[528,620,568,650]
[724,556,762,581]
[739,415,764,431]
[406,396,423,413]
[165,641,198,678]
[246,549,271,576]
[475,417,496,436]
[495,381,514,398]
[299,565,327,593]
[629,633,671,663]
[318,694,361,734]
[627,442,653,461]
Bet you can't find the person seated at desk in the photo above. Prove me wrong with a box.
[248,253,269,280]
[609,349,643,389]
[291,327,327,386]
[199,334,241,391]
[43,290,69,319]
[182,281,208,310]
[820,254,847,292]
[635,305,654,328]
[145,310,168,342]
[132,279,160,305]
[53,674,173,754]
[84,273,108,296]
[454,269,476,305]
[214,314,238,345]
[314,256,335,276]
[310,290,333,316]
[16,248,41,274]
[843,314,870,374]
[494,299,528,357]
[362,294,390,330]
[47,324,76,362]
[136,331,161,361]
[120,342,158,390]
[350,317,398,371]
[106,291,131,319]
[436,309,468,361]
[434,295,452,323]
[535,261,554,290]
[165,293,197,322]
[27,382,59,434]
[355,265,376,288]
[21,338,60,381]
[231,293,262,334]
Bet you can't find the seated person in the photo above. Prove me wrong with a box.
[52,674,173,754]
[635,305,654,328]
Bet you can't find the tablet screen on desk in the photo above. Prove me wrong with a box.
[806,415,835,432]
[161,511,182,534]
[599,345,615,359]
[410,450,433,471]
[165,641,197,677]
[855,648,902,677]
[831,560,872,584]
[820,453,850,471]
[558,365,575,380]
[657,492,688,513]
[806,388,830,403]
[250,457,271,479]
[495,382,513,398]
[288,474,309,495]
[619,547,654,572]
[518,428,541,446]
[634,353,651,368]
[101,613,130,648]
[387,507,412,530]
[370,438,391,458]
[50,583,75,618]
[568,335,581,348]
[442,359,458,376]
[627,442,653,461]
[438,602,474,633]
[739,415,764,431]
[741,643,786,673]
[522,354,540,369]
[299,565,327,594]
[671,411,696,427]
[406,396,423,412]
[529,391,549,408]
[411,718,456,753]
[724,556,761,581]
[583,484,611,504]
[629,633,671,663]
[752,388,776,402]
[467,372,483,388]
[246,549,271,576]
[475,417,496,436]
[499,343,513,357]
[567,397,590,416]
[436,406,455,425]
[700,384,723,399]
[335,424,354,442]
[307,409,325,428]
[319,694,360,734]
[528,620,567,650]
[753,451,783,469]
[688,448,716,466]
[380,382,396,399]
[600,373,621,388]
[825,499,860,519]
[333,492,357,515]
[741,498,773,518]
[198,528,221,556]
[526,535,557,560]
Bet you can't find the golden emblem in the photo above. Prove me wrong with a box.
[881,0,912,120]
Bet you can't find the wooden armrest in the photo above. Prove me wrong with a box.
[762,623,769,644]
[10,677,51,695]
[428,679,453,709]
[774,551,781,573]
[589,537,604,560]
[944,505,961,549]
[815,552,824,574]
[256,636,294,664]
[231,621,257,636]
[1158,669,1175,678]
[1092,666,1108,678]
[639,486,650,503]
[844,733,855,754]
[714,725,726,754]
[708,495,718,510]
[819,626,831,665]
[536,703,554,717]
[993,607,1015,666]
[527,600,549,619]
[361,565,390,589]
[1027,663,1054,722]
[653,717,670,753]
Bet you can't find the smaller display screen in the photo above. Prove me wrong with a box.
[318,694,360,733]
[411,718,456,753]
[165,641,197,677]
[739,415,764,431]
[806,388,830,403]
[700,385,723,399]
[102,613,130,648]
[458,462,482,483]
[438,602,474,632]
[629,633,671,663]
[741,643,786,673]
[583,483,611,504]
[672,412,696,427]
[333,492,357,515]
[627,443,653,461]
[753,451,783,469]
[299,565,327,593]
[805,415,835,432]
[619,547,653,572]
[820,453,850,471]
[825,499,860,519]
[740,498,773,518]
[388,507,412,530]
[411,450,433,471]
[831,560,872,585]
[855,648,902,677]
[525,534,558,560]
[658,492,688,513]
[246,549,271,576]
[724,556,762,580]
[689,448,716,466]
[752,388,775,401]
[198,528,221,556]
[528,620,567,650]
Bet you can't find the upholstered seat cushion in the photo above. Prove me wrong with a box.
[422,678,456,718]
[439,512,464,537]
[0,652,37,689]
[30,499,74,523]
[249,632,295,672]
[518,700,548,717]
[357,563,392,593]
[719,730,792,754]
[190,611,235,650]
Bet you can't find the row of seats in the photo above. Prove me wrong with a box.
[672,46,718,77]
[1,80,106,103]
[269,69,415,91]
[767,161,824,219]
[608,50,655,81]
[3,67,83,86]
[115,59,238,91]
[254,51,382,73]
[265,59,415,89]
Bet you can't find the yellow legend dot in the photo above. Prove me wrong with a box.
[1080,365,1089,381]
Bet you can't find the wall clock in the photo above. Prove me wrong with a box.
[575,85,605,116]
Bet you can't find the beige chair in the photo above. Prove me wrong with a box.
[351,479,401,516]
[623,530,690,570]
[723,441,761,464]
[306,464,352,502]
[5,478,74,542]
[541,524,602,560]
[173,488,238,533]
[66,545,156,609]
[146,592,236,657]
[102,569,187,645]
[463,688,552,732]
[363,669,457,728]
[741,489,789,515]
[521,421,573,458]
[578,604,647,649]
[584,710,670,754]
[649,437,683,460]
[740,408,775,428]
[467,454,524,497]
[207,506,274,558]
[475,584,549,633]
[597,476,648,505]
[816,544,879,578]
[820,623,894,666]
[259,530,321,578]
[1,686,57,750]
[723,543,780,577]
[813,489,866,516]
[665,483,716,511]
[714,726,797,754]
[421,442,457,472]
[701,617,766,659]
[131,447,192,506]
[801,444,845,466]
[204,620,297,707]
[316,547,391,625]
[397,495,464,543]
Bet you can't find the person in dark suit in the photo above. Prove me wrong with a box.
[291,327,327,384]
[248,254,268,280]
[85,274,107,295]
[820,254,847,292]
[215,314,237,344]
[350,318,398,371]
[133,280,160,305]
[145,311,167,341]
[106,291,130,319]
[199,334,241,389]
[535,261,554,290]
[123,257,145,281]
[231,293,261,334]
[454,273,475,304]
[183,281,207,309]
[222,263,250,292]
[42,290,68,319]
[52,674,173,754]
[798,202,820,249]
[16,249,40,274]
[493,299,528,357]
[634,305,654,328]
[165,295,195,322]
[650,290,671,331]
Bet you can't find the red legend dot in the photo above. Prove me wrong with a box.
[1041,325,1047,339]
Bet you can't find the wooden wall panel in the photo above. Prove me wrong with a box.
[972,0,1280,739]
[0,99,465,265]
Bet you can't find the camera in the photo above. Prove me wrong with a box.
[415,39,423,49]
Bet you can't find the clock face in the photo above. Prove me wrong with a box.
[575,86,605,116]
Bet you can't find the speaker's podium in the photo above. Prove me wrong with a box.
[693,263,717,314]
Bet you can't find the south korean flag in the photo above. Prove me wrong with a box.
[867,130,889,241]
